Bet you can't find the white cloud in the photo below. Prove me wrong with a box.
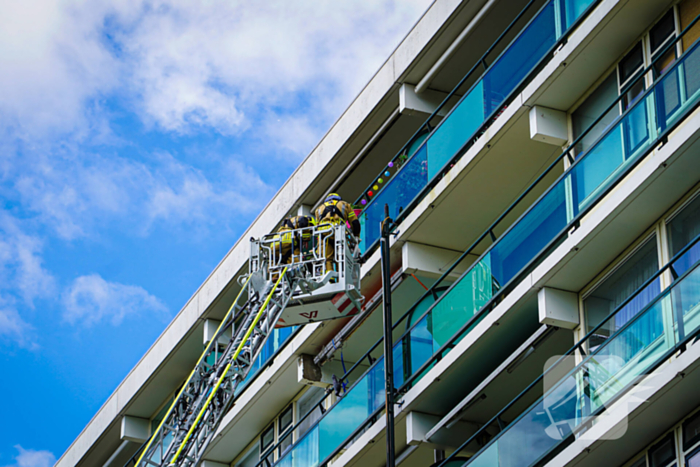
[63,273,168,326]
[3,445,55,467]
[0,308,36,351]
[0,214,56,305]
[0,0,433,141]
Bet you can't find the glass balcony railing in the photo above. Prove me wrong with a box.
[441,233,700,467]
[270,24,700,467]
[356,0,599,255]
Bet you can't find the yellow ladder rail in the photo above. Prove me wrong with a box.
[169,267,288,464]
[136,274,253,466]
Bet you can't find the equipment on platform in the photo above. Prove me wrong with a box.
[135,224,363,467]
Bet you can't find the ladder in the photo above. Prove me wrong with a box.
[135,224,362,467]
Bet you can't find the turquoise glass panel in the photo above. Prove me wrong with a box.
[426,80,485,179]
[563,0,595,29]
[430,256,493,347]
[318,374,370,461]
[483,1,557,117]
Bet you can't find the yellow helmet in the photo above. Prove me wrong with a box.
[325,193,341,203]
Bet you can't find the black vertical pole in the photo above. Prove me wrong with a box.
[380,203,396,467]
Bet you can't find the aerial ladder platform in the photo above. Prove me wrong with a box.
[135,224,363,467]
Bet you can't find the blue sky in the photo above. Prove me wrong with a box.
[0,1,432,465]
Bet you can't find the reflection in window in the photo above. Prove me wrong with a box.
[584,236,659,349]
[572,72,620,155]
[651,10,678,76]
[668,194,700,276]
[295,386,325,440]
[684,409,700,450]
[649,433,677,467]
[278,405,293,456]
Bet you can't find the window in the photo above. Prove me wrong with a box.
[572,7,680,155]
[687,448,700,467]
[584,235,660,348]
[649,433,677,467]
[650,10,678,76]
[260,423,275,463]
[295,386,325,440]
[667,194,700,277]
[572,72,619,154]
[278,405,293,456]
[684,410,700,450]
[680,0,700,51]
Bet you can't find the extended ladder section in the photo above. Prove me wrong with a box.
[136,224,363,467]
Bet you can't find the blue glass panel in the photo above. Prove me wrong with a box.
[360,145,428,253]
[427,81,485,179]
[490,183,568,287]
[483,1,557,117]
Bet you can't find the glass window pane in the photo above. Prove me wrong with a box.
[261,424,274,452]
[683,411,700,450]
[584,236,660,336]
[649,434,676,467]
[680,0,700,52]
[668,194,700,270]
[623,75,646,110]
[689,451,700,467]
[295,386,325,439]
[280,405,293,432]
[620,43,645,85]
[650,10,676,54]
[278,430,293,457]
[572,72,620,155]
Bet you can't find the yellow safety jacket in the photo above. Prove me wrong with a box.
[277,215,317,245]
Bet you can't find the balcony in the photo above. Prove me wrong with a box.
[269,11,700,467]
[441,233,700,467]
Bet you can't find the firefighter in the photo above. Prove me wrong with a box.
[274,214,317,266]
[314,193,360,273]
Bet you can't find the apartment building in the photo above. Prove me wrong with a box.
[57,0,700,466]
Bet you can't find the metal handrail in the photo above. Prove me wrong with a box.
[271,15,700,467]
[438,231,700,467]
